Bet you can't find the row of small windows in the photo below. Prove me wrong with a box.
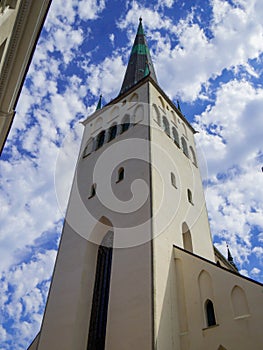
[83,116,131,158]
[153,105,197,166]
[162,115,197,165]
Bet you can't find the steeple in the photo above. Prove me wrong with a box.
[227,244,238,271]
[119,18,158,95]
[96,94,102,110]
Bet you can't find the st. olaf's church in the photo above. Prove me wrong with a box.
[28,19,263,350]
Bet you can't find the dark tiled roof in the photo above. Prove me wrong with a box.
[119,18,158,95]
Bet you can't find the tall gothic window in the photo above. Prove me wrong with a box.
[87,231,114,350]
[205,299,217,327]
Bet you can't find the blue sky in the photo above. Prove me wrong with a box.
[1,0,263,348]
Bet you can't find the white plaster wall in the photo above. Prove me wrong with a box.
[38,83,153,349]
[174,246,263,350]
[149,82,215,350]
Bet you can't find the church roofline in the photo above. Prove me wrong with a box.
[174,244,263,287]
[108,75,197,134]
[82,76,196,134]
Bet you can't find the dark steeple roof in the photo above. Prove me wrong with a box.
[227,244,238,271]
[96,94,102,110]
[119,18,158,95]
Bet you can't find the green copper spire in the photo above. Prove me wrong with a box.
[119,18,158,95]
[96,94,102,110]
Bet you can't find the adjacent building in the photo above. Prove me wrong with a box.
[0,0,52,154]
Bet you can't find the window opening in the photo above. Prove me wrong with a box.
[89,184,96,199]
[181,137,189,157]
[108,124,117,142]
[87,231,113,349]
[163,116,170,137]
[96,131,105,150]
[187,189,193,204]
[172,127,180,147]
[117,167,124,182]
[171,172,177,188]
[121,116,130,133]
[205,299,217,327]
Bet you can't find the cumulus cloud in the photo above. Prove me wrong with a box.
[1,0,263,348]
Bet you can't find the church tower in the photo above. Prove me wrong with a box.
[29,19,263,350]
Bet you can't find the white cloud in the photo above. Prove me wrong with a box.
[250,267,261,275]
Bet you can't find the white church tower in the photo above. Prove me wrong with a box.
[28,19,263,350]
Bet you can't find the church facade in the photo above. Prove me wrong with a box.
[28,19,263,350]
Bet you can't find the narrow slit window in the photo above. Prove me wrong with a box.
[89,184,96,198]
[171,172,177,188]
[187,189,193,204]
[117,167,124,182]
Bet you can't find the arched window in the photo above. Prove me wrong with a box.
[117,167,124,182]
[205,299,217,327]
[189,146,197,166]
[162,116,170,137]
[172,127,180,148]
[152,104,161,126]
[108,123,117,142]
[171,172,177,188]
[187,189,193,204]
[182,222,193,253]
[96,130,105,150]
[231,286,250,318]
[87,231,114,349]
[83,137,94,158]
[181,137,189,157]
[121,115,130,133]
[89,184,96,198]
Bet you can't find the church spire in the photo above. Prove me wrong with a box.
[119,18,158,95]
[227,244,238,271]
